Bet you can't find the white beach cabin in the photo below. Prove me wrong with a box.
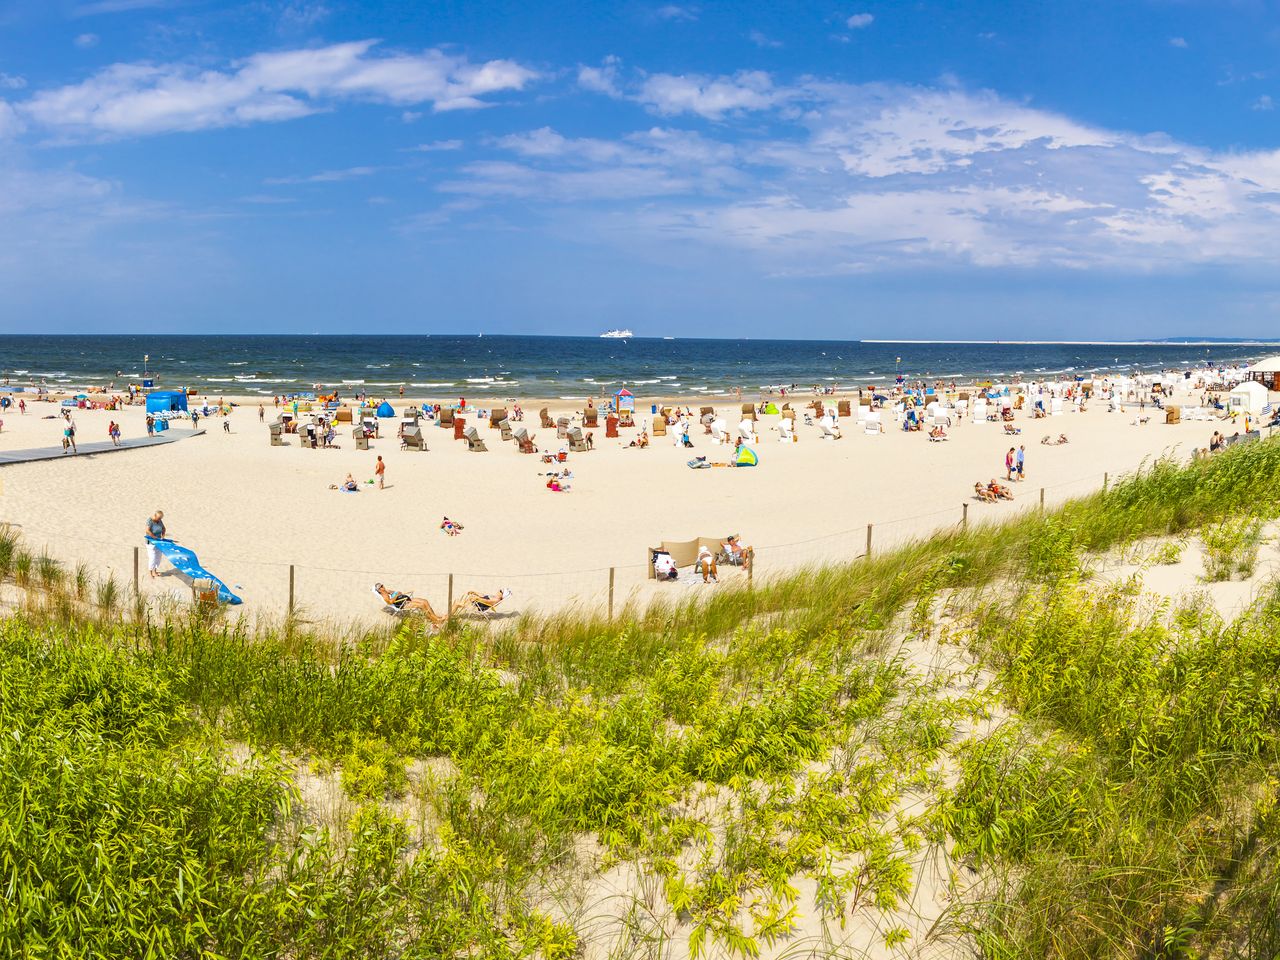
[1228,380,1269,416]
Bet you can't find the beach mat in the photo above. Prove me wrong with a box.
[147,538,242,605]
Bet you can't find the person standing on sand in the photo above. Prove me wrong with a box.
[18,399,24,415]
[1005,447,1016,481]
[145,510,166,578]
[1016,444,1025,481]
[375,455,385,489]
[258,404,265,422]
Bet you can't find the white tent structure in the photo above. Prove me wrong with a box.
[1248,355,1280,391]
[1229,380,1269,416]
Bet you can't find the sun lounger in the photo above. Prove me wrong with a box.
[540,407,553,428]
[837,400,851,418]
[352,426,369,450]
[401,425,427,451]
[498,418,514,441]
[583,409,598,428]
[463,425,488,452]
[568,426,588,452]
[742,403,758,421]
[653,418,667,436]
[438,407,454,428]
[269,419,285,446]
[335,407,353,423]
[489,407,507,428]
[556,416,570,439]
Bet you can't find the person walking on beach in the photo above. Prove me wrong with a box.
[145,510,166,578]
[258,403,265,422]
[17,398,24,415]
[1016,444,1025,481]
[145,415,155,436]
[108,420,121,447]
[1005,447,1016,481]
[64,419,77,455]
[375,455,385,489]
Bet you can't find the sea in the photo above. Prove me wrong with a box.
[0,335,1268,399]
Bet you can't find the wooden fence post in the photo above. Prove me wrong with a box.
[288,564,295,615]
[962,502,968,530]
[1103,471,1109,492]
[447,573,454,621]
[865,523,873,558]
[1040,487,1045,510]
[133,546,139,595]
[608,567,615,620]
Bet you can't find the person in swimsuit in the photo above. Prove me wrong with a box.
[374,583,445,624]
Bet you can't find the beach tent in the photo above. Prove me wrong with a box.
[736,446,759,467]
[1229,381,1269,416]
[763,402,779,415]
[376,400,396,418]
[145,390,188,414]
[1248,355,1280,391]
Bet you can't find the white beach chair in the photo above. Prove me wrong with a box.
[710,417,728,444]
[778,418,795,442]
[738,418,757,445]
[972,400,988,423]
[1051,397,1064,416]
[819,415,841,440]
[858,404,873,423]
[864,411,882,435]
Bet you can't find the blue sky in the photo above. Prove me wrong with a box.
[1,0,1280,337]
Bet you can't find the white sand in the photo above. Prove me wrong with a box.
[0,390,1265,625]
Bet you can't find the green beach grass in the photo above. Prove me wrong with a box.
[4,437,1280,958]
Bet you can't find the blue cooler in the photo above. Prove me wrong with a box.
[154,419,168,432]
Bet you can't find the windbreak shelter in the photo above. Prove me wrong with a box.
[647,536,723,579]
[376,400,396,418]
[145,390,188,414]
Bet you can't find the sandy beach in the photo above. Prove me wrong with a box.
[0,383,1268,627]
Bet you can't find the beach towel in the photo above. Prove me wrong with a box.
[146,538,242,605]
[687,457,711,469]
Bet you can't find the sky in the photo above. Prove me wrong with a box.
[1,0,1280,338]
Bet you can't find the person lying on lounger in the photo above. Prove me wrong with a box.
[373,583,445,624]
[974,481,997,503]
[987,479,1014,500]
[451,588,512,617]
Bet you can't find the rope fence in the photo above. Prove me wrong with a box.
[2,466,1126,625]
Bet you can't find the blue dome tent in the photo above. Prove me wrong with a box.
[145,390,188,414]
[376,401,395,418]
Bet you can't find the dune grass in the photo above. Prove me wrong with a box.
[3,437,1280,957]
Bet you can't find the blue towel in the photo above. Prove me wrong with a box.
[146,538,242,605]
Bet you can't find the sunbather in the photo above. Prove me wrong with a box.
[722,534,753,571]
[974,482,997,503]
[440,516,463,536]
[451,588,512,617]
[988,479,1014,500]
[373,583,445,624]
[696,545,718,583]
[330,473,359,492]
[929,425,948,441]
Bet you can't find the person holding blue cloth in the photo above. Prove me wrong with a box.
[145,510,166,578]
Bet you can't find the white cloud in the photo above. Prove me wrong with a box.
[410,139,464,152]
[265,165,377,185]
[748,30,783,49]
[436,80,1280,275]
[578,57,622,98]
[1169,36,1188,49]
[72,0,173,16]
[74,33,100,48]
[0,101,24,138]
[635,70,779,118]
[0,73,26,90]
[19,41,537,139]
[655,4,698,21]
[1252,94,1274,111]
[846,13,874,29]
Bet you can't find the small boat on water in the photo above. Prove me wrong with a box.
[600,329,633,339]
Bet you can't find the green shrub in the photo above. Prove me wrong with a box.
[1201,516,1266,581]
[340,737,408,801]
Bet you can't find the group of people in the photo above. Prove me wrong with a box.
[373,583,511,626]
[652,535,753,583]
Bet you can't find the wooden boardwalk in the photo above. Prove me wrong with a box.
[0,428,203,465]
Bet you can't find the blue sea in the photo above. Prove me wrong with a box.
[0,335,1266,399]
